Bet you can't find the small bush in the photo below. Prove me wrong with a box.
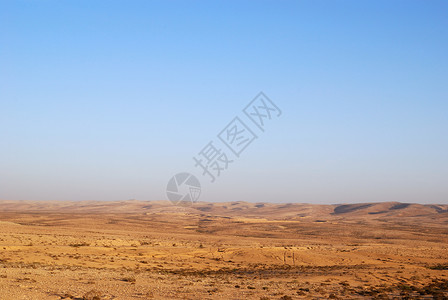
[69,242,89,247]
[122,276,136,284]
[83,289,102,300]
[428,264,448,270]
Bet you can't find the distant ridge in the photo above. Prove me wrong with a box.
[0,200,446,222]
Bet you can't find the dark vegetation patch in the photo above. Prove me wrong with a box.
[159,264,371,278]
[390,203,411,210]
[278,204,293,209]
[195,206,212,212]
[428,264,448,270]
[394,279,448,298]
[427,205,448,213]
[333,204,373,214]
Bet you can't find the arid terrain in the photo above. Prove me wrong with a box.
[0,200,447,299]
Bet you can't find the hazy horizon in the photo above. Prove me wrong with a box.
[1,1,447,204]
[1,199,447,207]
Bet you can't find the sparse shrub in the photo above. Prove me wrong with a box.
[69,242,89,247]
[122,276,136,284]
[145,290,154,298]
[428,264,448,270]
[82,289,102,300]
[339,281,349,286]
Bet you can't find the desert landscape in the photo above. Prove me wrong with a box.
[0,200,447,299]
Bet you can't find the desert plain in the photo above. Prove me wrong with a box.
[0,200,447,299]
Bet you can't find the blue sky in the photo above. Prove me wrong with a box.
[1,0,447,203]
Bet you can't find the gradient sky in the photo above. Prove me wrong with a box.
[1,0,447,204]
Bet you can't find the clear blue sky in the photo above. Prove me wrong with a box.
[1,0,447,204]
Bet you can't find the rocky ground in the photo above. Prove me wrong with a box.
[0,200,447,299]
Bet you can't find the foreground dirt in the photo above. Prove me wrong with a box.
[0,200,447,299]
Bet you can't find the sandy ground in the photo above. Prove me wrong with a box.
[0,200,447,299]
